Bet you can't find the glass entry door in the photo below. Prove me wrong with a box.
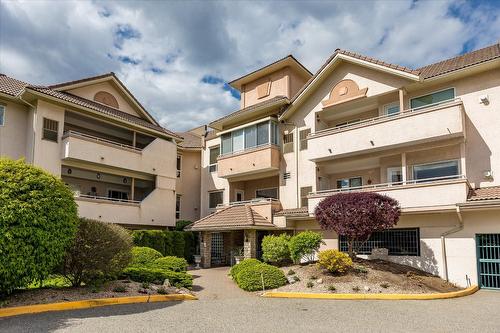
[211,232,225,266]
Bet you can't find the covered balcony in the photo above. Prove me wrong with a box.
[308,98,465,161]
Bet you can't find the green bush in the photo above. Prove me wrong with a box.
[317,249,352,274]
[235,263,287,291]
[229,259,261,282]
[60,218,133,286]
[288,231,324,263]
[152,256,188,272]
[183,231,196,263]
[170,231,185,258]
[175,220,192,231]
[0,158,78,295]
[130,247,163,266]
[261,234,291,264]
[131,229,195,261]
[122,267,192,289]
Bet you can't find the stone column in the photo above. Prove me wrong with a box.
[201,231,212,268]
[244,229,257,259]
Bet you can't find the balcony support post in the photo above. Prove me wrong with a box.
[131,177,135,201]
[401,152,407,185]
[398,88,405,112]
[460,142,466,177]
[132,131,137,148]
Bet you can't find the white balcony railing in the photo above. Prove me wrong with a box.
[63,130,141,152]
[218,197,280,208]
[76,193,140,204]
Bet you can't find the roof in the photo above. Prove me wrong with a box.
[229,55,312,91]
[177,131,202,149]
[418,43,500,79]
[274,207,310,217]
[468,186,500,202]
[0,74,28,96]
[186,204,276,231]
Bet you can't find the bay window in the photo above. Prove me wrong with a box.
[220,119,279,155]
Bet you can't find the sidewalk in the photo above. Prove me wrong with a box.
[190,267,251,300]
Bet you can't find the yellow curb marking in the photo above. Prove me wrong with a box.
[262,285,478,300]
[0,294,197,318]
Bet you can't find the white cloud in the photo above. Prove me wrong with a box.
[0,0,498,131]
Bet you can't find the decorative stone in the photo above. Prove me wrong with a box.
[163,279,171,287]
[316,279,323,284]
[287,276,297,284]
[364,286,371,292]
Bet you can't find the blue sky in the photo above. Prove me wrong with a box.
[0,0,498,131]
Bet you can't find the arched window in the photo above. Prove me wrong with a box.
[94,91,119,108]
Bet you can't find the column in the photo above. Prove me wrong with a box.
[244,229,257,259]
[201,232,212,268]
[399,88,405,112]
[401,152,407,185]
[132,131,137,147]
[460,142,466,178]
[131,177,135,201]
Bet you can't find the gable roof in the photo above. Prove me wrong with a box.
[468,186,500,202]
[49,72,160,126]
[177,131,202,149]
[186,204,276,231]
[0,74,29,97]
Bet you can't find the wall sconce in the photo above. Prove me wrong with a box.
[96,173,101,179]
[67,168,72,175]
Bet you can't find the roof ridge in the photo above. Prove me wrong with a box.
[245,205,254,225]
[48,72,115,89]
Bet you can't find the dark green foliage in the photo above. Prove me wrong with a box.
[157,286,168,294]
[130,247,163,266]
[261,234,291,264]
[288,231,324,263]
[229,259,262,282]
[0,158,78,295]
[175,220,192,231]
[170,231,185,258]
[121,267,192,289]
[152,256,188,272]
[60,218,133,286]
[235,263,287,291]
[132,230,170,256]
[131,230,195,262]
[183,232,196,263]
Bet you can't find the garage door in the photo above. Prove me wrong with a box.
[477,234,500,289]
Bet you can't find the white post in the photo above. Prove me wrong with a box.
[460,142,466,178]
[401,152,407,184]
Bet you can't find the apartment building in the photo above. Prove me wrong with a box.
[0,72,180,228]
[188,43,500,289]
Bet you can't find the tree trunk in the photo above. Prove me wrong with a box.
[347,240,356,260]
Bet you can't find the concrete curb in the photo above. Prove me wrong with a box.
[0,294,197,318]
[262,285,478,300]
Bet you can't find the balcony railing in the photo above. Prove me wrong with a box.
[218,143,279,159]
[312,98,462,137]
[76,193,140,204]
[218,197,280,208]
[63,130,142,152]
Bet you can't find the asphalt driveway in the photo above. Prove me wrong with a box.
[1,268,499,333]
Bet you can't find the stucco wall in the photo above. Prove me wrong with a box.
[0,98,30,160]
[176,149,202,222]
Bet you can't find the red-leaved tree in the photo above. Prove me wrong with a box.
[315,192,401,259]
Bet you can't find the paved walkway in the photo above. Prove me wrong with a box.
[190,267,251,300]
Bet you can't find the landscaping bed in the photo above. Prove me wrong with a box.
[1,279,193,308]
[276,259,460,294]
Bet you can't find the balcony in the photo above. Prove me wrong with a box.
[61,130,175,176]
[308,99,465,161]
[217,144,280,179]
[308,175,471,214]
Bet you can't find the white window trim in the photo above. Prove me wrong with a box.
[208,145,220,172]
[410,87,456,109]
[0,105,5,127]
[386,166,403,184]
[383,102,400,115]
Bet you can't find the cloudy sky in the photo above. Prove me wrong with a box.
[1,0,499,131]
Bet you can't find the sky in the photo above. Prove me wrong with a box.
[0,0,499,132]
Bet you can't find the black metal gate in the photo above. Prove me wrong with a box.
[476,234,500,289]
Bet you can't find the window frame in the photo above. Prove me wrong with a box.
[0,104,5,126]
[383,102,400,116]
[387,167,403,185]
[208,190,224,209]
[42,117,59,142]
[220,119,279,156]
[209,145,220,172]
[411,159,460,182]
[336,176,363,189]
[176,194,181,219]
[107,188,130,201]
[255,187,279,199]
[176,155,182,178]
[300,186,312,207]
[410,87,456,110]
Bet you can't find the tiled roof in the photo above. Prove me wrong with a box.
[205,130,218,141]
[27,86,180,138]
[337,49,420,75]
[274,207,310,217]
[0,74,28,96]
[418,43,500,79]
[177,131,202,148]
[186,204,276,231]
[468,186,500,202]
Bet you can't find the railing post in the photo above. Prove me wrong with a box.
[401,152,407,185]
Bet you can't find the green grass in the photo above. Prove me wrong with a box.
[26,275,71,289]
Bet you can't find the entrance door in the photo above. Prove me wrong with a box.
[476,234,500,289]
[211,232,225,266]
[235,190,244,202]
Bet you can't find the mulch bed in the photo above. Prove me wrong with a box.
[276,259,460,294]
[1,280,192,308]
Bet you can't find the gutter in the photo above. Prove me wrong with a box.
[18,92,37,165]
[440,205,464,281]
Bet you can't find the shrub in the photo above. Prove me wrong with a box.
[121,267,193,289]
[60,218,133,286]
[157,286,168,294]
[131,229,195,261]
[170,231,185,258]
[183,231,196,263]
[112,285,127,293]
[229,259,261,282]
[317,249,353,274]
[235,263,287,291]
[261,234,291,264]
[130,247,163,266]
[288,231,324,263]
[306,281,314,288]
[0,158,78,295]
[152,256,188,272]
[315,192,400,258]
[175,220,192,231]
[132,230,170,256]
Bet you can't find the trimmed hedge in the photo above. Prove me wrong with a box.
[152,256,188,272]
[288,231,324,263]
[130,247,163,266]
[132,230,196,262]
[121,267,192,289]
[261,234,291,264]
[229,259,262,282]
[236,263,287,291]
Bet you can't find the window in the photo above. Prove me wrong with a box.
[255,188,278,199]
[387,167,403,184]
[412,160,459,181]
[270,121,279,145]
[235,190,244,202]
[256,122,269,146]
[339,228,420,256]
[335,119,360,128]
[176,155,182,178]
[108,189,129,201]
[42,118,58,142]
[283,132,294,153]
[336,177,362,189]
[176,194,181,219]
[299,129,310,151]
[221,133,232,155]
[209,191,223,209]
[410,88,455,109]
[244,125,257,149]
[220,120,278,155]
[0,105,4,126]
[384,102,400,116]
[209,146,219,172]
[232,128,244,152]
[300,186,312,207]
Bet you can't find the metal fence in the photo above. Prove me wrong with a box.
[339,228,420,256]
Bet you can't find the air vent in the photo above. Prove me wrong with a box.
[283,172,291,180]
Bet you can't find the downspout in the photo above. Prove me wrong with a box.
[281,120,299,208]
[440,205,464,281]
[19,93,37,165]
